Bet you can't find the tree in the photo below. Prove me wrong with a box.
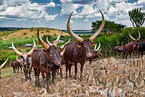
[91,20,126,33]
[128,8,145,27]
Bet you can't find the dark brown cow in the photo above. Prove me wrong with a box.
[113,46,123,57]
[12,39,36,81]
[10,57,22,73]
[142,39,145,43]
[32,29,66,93]
[0,58,8,78]
[64,10,105,81]
[46,35,70,79]
[88,43,102,65]
[123,30,141,59]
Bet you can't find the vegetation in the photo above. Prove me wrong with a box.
[91,20,126,33]
[128,7,145,27]
[1,27,145,66]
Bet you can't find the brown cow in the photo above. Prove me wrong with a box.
[142,39,145,43]
[0,58,8,78]
[123,30,141,59]
[64,10,105,81]
[113,46,123,57]
[12,39,36,81]
[32,29,66,93]
[10,57,22,73]
[88,43,102,65]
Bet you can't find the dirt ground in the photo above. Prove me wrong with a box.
[0,59,145,97]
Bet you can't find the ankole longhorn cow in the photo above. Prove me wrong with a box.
[88,42,102,65]
[64,10,105,81]
[0,58,8,78]
[10,56,23,73]
[32,29,67,93]
[123,30,141,59]
[113,46,123,57]
[12,39,36,81]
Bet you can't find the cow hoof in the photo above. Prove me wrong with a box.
[74,76,77,79]
[69,76,72,78]
[47,89,51,94]
[80,78,84,81]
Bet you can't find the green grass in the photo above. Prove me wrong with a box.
[1,67,21,78]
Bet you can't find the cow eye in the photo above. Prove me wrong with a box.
[49,53,53,57]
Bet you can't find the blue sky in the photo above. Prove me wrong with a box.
[0,0,145,30]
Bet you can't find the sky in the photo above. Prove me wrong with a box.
[0,0,145,30]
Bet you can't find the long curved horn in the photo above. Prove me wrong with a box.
[60,38,71,49]
[89,10,105,41]
[46,36,53,46]
[37,29,49,49]
[94,42,100,51]
[67,12,84,42]
[12,40,23,56]
[60,47,66,56]
[129,33,136,41]
[0,58,8,69]
[53,31,63,46]
[137,30,141,41]
[27,39,37,55]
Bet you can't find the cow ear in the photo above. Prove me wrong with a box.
[28,54,31,57]
[76,42,82,48]
[91,42,96,45]
[43,49,48,54]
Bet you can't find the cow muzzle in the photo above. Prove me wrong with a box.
[86,53,92,58]
[55,62,60,66]
[24,62,27,65]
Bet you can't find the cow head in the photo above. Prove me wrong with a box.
[37,29,66,69]
[129,30,141,49]
[67,10,105,58]
[12,39,36,71]
[46,32,71,53]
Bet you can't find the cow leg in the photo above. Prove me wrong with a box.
[89,59,92,65]
[129,52,131,58]
[59,69,63,78]
[13,68,16,73]
[57,70,60,75]
[141,51,143,57]
[80,62,85,81]
[52,71,57,84]
[28,66,33,81]
[46,67,51,93]
[65,61,69,78]
[69,64,72,78]
[40,66,46,88]
[17,67,19,73]
[24,70,28,81]
[34,68,38,86]
[37,69,41,87]
[49,72,52,85]
[21,67,22,74]
[74,62,78,80]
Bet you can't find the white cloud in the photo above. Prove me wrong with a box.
[45,2,56,7]
[137,0,145,4]
[0,0,57,21]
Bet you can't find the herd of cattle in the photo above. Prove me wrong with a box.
[113,30,145,58]
[0,10,145,93]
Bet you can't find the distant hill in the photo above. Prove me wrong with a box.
[0,27,69,40]
[0,27,26,31]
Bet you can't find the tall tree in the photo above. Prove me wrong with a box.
[128,8,145,27]
[91,20,126,33]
